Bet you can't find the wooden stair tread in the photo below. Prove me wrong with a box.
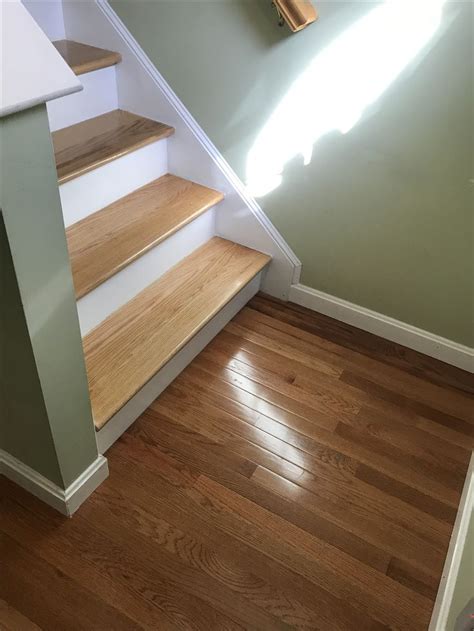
[84,237,270,429]
[52,40,122,75]
[52,109,174,184]
[67,174,225,299]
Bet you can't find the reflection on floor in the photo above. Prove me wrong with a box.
[1,293,472,630]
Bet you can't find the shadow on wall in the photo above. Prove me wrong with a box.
[246,0,451,197]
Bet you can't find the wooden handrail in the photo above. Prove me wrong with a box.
[273,0,318,32]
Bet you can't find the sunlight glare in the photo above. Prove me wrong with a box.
[246,0,448,197]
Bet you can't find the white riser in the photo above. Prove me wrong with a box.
[96,272,263,453]
[60,139,168,227]
[78,209,216,336]
[47,66,118,132]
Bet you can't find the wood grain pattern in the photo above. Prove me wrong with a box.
[83,238,270,429]
[0,599,41,631]
[53,109,174,184]
[67,174,224,298]
[52,40,121,75]
[0,534,141,631]
[249,293,474,395]
[1,294,471,630]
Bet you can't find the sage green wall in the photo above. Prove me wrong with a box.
[1,214,63,486]
[112,0,473,346]
[0,104,98,488]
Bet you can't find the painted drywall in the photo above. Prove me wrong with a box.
[0,104,98,488]
[111,0,473,346]
[1,214,64,486]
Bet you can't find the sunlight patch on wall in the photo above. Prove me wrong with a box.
[246,0,448,197]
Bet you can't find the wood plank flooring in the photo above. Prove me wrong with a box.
[1,294,472,630]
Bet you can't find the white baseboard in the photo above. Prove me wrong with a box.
[429,453,474,631]
[97,272,263,453]
[0,450,108,516]
[289,284,474,372]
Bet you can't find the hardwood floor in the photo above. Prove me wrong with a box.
[1,294,472,630]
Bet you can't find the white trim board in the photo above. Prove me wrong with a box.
[1,1,81,117]
[289,284,474,372]
[0,450,108,516]
[429,453,474,631]
[60,0,300,300]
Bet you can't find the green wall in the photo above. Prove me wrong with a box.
[1,214,64,485]
[112,0,473,346]
[0,104,98,488]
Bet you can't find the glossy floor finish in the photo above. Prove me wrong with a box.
[1,294,473,630]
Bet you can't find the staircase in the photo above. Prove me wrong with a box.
[50,40,270,451]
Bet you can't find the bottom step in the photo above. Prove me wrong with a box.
[83,237,270,434]
[96,273,262,453]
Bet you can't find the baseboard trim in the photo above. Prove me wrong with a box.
[429,453,474,630]
[0,450,108,516]
[289,284,474,372]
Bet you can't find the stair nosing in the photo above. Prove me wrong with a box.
[53,110,175,185]
[52,39,122,76]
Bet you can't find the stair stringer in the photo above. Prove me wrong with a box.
[60,0,301,300]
